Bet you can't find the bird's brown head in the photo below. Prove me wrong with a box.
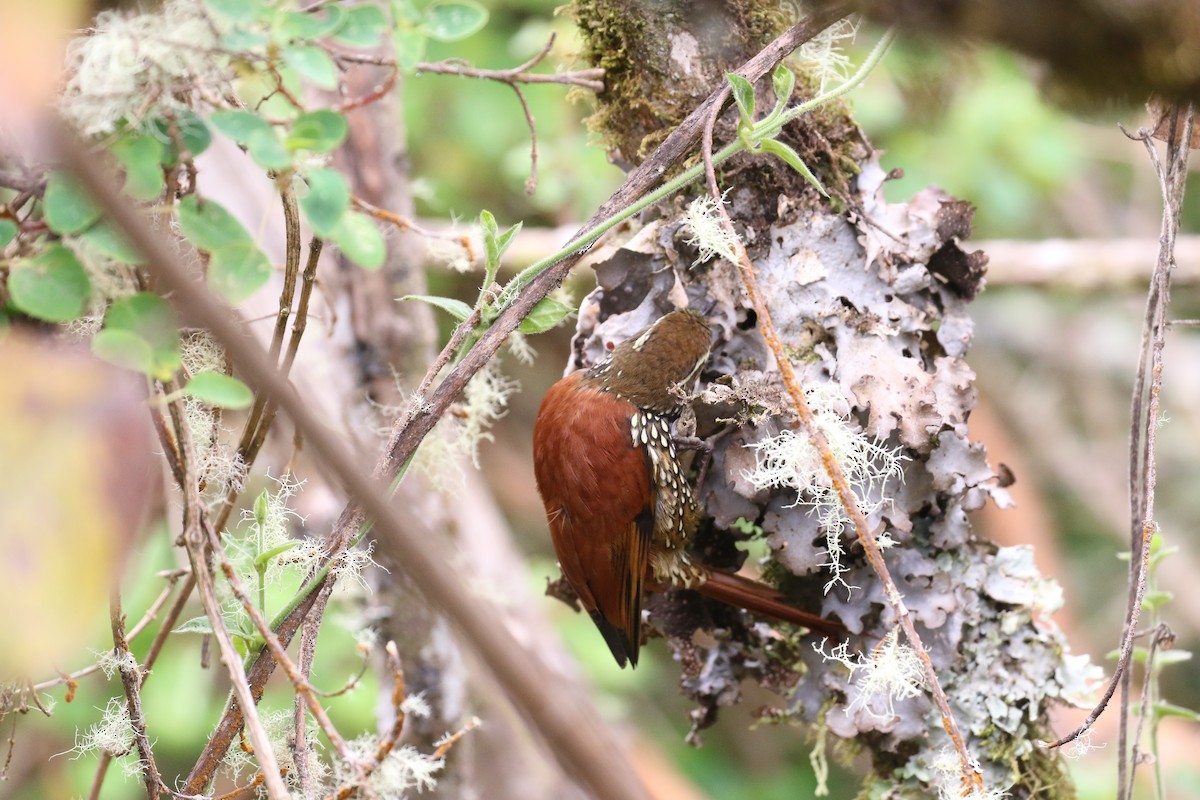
[585,308,712,414]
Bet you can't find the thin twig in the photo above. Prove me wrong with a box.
[109,590,165,799]
[1127,623,1173,799]
[337,33,606,92]
[164,385,290,800]
[1044,106,1193,764]
[335,65,399,113]
[697,83,983,794]
[30,570,186,695]
[511,83,539,194]
[201,515,356,767]
[326,641,407,800]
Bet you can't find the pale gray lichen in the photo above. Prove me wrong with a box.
[561,152,1091,796]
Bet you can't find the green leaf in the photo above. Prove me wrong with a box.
[287,110,348,153]
[222,28,271,50]
[97,292,181,380]
[392,26,427,72]
[330,211,385,269]
[726,73,756,124]
[173,615,216,635]
[759,138,828,197]
[209,110,274,143]
[253,489,270,526]
[44,171,100,235]
[518,296,573,334]
[204,0,267,22]
[0,219,17,248]
[79,223,145,265]
[480,208,499,267]
[8,245,91,323]
[400,294,472,321]
[393,0,420,23]
[177,195,254,250]
[495,220,523,256]
[153,111,212,165]
[93,329,154,374]
[1156,649,1193,666]
[299,167,349,236]
[110,134,164,201]
[278,7,343,41]
[185,371,254,409]
[421,0,487,42]
[333,4,388,47]
[1142,589,1174,610]
[253,540,301,569]
[1155,702,1200,722]
[209,241,273,304]
[771,64,795,108]
[246,129,293,170]
[210,110,291,169]
[281,44,339,90]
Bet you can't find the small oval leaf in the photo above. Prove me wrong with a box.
[330,211,385,269]
[399,294,472,321]
[392,27,427,72]
[93,329,154,375]
[178,195,254,250]
[288,110,348,153]
[100,292,181,379]
[421,0,487,42]
[208,241,273,304]
[333,4,388,47]
[209,110,274,144]
[9,245,91,322]
[44,171,101,235]
[185,371,254,409]
[79,223,145,265]
[299,167,349,236]
[281,44,340,90]
[110,134,165,201]
[153,111,212,165]
[518,296,573,334]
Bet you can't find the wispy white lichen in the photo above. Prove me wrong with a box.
[453,360,519,469]
[334,736,444,797]
[426,233,477,274]
[73,696,132,759]
[682,193,741,266]
[61,1,232,135]
[929,749,1010,800]
[818,629,925,721]
[796,18,859,94]
[96,648,139,680]
[744,384,904,592]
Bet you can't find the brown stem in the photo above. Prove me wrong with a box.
[1045,105,1193,759]
[165,384,290,800]
[109,592,165,799]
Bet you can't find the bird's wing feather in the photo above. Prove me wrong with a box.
[532,374,652,667]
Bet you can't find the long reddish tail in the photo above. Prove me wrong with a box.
[693,569,845,638]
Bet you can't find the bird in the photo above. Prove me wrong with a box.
[533,307,844,668]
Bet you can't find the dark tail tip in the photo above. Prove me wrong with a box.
[590,611,639,669]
